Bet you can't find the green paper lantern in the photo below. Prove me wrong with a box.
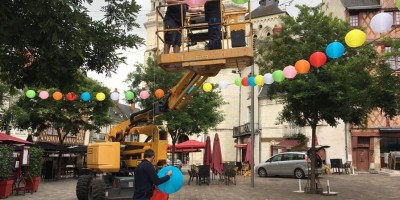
[232,0,249,4]
[272,70,285,83]
[26,90,36,99]
[398,0,400,11]
[125,91,135,100]
[234,77,242,86]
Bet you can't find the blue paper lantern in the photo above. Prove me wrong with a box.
[248,76,256,86]
[80,92,91,102]
[326,41,345,59]
[157,166,184,194]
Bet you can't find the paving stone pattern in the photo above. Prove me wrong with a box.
[7,173,400,200]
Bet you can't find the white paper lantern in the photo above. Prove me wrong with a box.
[218,81,228,89]
[263,73,274,84]
[370,13,393,33]
[110,92,120,101]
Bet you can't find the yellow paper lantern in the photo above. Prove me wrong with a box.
[203,83,212,92]
[96,92,106,101]
[345,29,366,48]
[254,75,264,86]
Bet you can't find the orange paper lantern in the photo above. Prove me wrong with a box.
[53,91,63,100]
[294,59,310,74]
[155,89,165,99]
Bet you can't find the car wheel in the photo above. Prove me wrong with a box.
[294,169,305,179]
[258,168,267,177]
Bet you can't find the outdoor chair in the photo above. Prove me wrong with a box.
[223,165,236,185]
[343,161,352,174]
[197,165,210,185]
[235,162,242,175]
[187,169,198,185]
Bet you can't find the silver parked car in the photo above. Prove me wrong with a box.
[255,151,323,179]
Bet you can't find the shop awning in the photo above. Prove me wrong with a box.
[168,148,201,153]
[234,143,247,148]
[275,139,300,148]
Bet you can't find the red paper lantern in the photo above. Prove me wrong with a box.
[294,59,310,74]
[241,77,249,86]
[309,52,327,68]
[66,92,77,101]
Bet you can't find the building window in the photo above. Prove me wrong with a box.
[349,15,359,26]
[386,11,400,25]
[47,126,57,135]
[385,46,400,70]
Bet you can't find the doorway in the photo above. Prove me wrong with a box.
[356,148,369,171]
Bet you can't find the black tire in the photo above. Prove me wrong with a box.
[76,175,92,200]
[258,168,267,177]
[88,179,106,200]
[294,169,305,179]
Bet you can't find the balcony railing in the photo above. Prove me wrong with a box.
[233,123,259,138]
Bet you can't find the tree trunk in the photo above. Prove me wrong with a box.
[309,124,317,194]
[171,137,178,166]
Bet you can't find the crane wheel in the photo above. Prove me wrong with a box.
[76,175,92,200]
[88,179,106,200]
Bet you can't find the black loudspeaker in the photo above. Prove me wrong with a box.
[231,30,246,47]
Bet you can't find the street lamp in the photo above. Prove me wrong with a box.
[250,34,258,188]
[232,69,241,162]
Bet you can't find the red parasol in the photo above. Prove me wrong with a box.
[0,133,32,145]
[203,136,212,165]
[175,140,206,149]
[211,133,223,174]
[245,138,252,165]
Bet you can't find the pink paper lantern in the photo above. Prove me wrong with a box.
[186,0,207,7]
[38,91,49,99]
[140,90,150,99]
[283,65,297,79]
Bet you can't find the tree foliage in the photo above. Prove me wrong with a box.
[125,56,226,161]
[258,4,400,193]
[0,0,143,89]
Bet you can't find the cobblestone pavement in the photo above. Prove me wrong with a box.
[7,173,400,200]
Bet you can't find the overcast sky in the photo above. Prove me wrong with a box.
[86,0,322,93]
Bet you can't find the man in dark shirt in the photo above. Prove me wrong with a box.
[204,0,222,50]
[163,0,187,54]
[133,149,172,200]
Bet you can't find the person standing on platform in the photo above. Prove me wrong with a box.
[163,0,188,54]
[204,0,222,50]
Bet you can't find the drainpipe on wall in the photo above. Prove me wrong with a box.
[345,122,348,162]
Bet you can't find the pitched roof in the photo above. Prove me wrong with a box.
[246,4,285,20]
[341,0,380,10]
[109,103,139,123]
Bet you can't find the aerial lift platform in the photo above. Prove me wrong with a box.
[155,0,254,77]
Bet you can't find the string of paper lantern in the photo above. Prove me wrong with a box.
[24,89,167,101]
[200,10,395,92]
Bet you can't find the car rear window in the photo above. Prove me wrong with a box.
[292,154,305,160]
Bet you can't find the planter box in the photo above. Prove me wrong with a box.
[25,177,41,192]
[0,180,14,198]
